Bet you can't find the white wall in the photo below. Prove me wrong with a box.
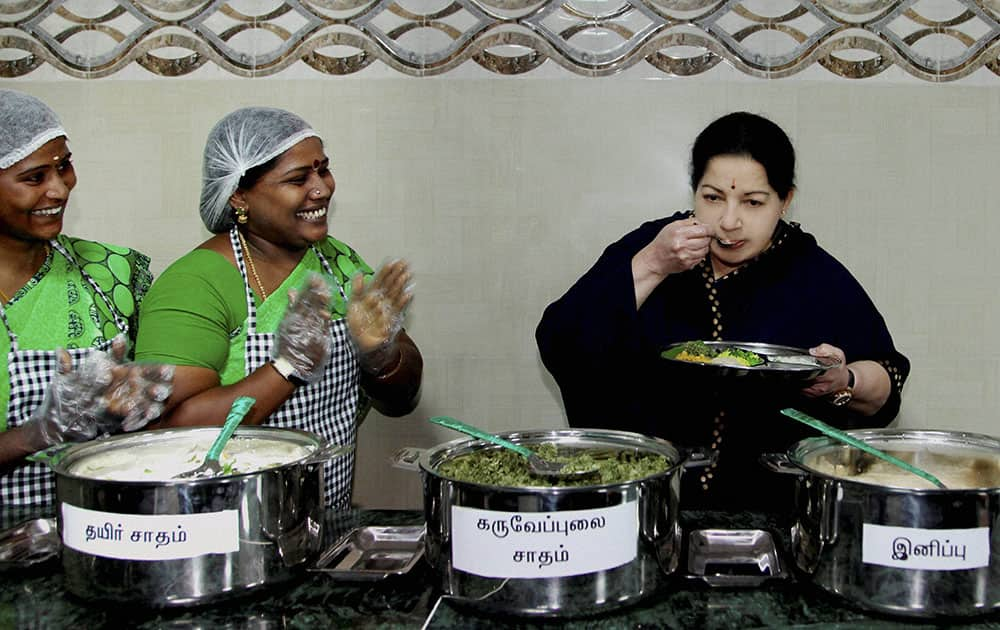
[4,76,998,508]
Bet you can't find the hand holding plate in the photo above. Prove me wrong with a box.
[800,343,850,398]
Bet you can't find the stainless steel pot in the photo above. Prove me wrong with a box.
[418,428,707,617]
[763,428,1000,618]
[53,426,347,607]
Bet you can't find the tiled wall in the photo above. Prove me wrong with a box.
[2,2,998,508]
[2,1,999,82]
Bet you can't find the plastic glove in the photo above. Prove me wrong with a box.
[270,272,333,384]
[347,259,413,374]
[21,335,174,451]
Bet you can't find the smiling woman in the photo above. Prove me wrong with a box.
[0,90,173,507]
[134,106,423,509]
[535,111,910,512]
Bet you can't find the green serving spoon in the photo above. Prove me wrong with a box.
[175,396,256,479]
[781,408,947,489]
[428,416,598,480]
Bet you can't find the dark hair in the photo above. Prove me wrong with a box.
[238,154,280,191]
[689,112,795,200]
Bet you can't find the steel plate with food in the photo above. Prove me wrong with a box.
[418,428,711,617]
[661,340,838,380]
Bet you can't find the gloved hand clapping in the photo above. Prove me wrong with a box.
[270,272,333,384]
[22,335,174,451]
[347,259,413,374]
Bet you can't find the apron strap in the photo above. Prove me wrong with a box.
[229,229,350,336]
[228,228,259,335]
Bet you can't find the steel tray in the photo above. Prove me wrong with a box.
[0,517,59,569]
[685,528,787,587]
[309,525,425,580]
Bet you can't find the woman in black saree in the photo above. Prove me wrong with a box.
[535,112,909,511]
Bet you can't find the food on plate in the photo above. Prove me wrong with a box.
[436,443,671,487]
[68,434,314,481]
[662,341,765,367]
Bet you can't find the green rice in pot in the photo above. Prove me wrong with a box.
[435,442,671,487]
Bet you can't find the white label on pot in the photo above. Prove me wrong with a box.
[862,523,990,571]
[450,501,639,578]
[61,503,240,561]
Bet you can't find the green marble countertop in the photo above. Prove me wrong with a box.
[2,509,998,629]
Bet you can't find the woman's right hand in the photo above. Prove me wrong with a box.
[270,272,333,384]
[632,217,714,308]
[22,335,174,451]
[642,217,714,277]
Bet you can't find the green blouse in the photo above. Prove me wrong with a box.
[135,236,372,384]
[0,235,152,431]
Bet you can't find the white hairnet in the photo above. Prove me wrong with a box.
[200,106,319,233]
[0,89,67,170]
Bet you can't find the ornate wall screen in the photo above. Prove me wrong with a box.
[0,1,997,81]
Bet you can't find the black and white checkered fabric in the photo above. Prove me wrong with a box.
[230,229,359,509]
[1,240,128,507]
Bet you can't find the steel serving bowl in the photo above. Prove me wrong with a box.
[418,428,708,617]
[53,426,347,607]
[764,428,1000,618]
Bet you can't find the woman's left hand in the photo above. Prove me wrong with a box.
[800,343,851,399]
[347,259,414,372]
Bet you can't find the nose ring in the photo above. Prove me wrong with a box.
[312,188,321,196]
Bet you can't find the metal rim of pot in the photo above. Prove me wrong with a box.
[763,427,1000,492]
[762,427,1000,619]
[420,427,697,491]
[53,425,343,607]
[51,425,325,484]
[417,427,710,618]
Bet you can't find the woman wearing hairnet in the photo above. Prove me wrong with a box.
[0,89,173,506]
[135,107,422,508]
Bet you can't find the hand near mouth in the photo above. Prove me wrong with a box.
[640,217,714,276]
[631,217,713,307]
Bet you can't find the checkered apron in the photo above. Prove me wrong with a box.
[230,229,359,510]
[0,239,127,507]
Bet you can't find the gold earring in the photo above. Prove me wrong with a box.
[234,206,248,224]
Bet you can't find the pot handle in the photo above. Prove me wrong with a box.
[680,447,717,470]
[759,453,806,477]
[302,442,355,465]
[390,446,424,472]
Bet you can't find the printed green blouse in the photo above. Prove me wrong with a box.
[0,235,152,431]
